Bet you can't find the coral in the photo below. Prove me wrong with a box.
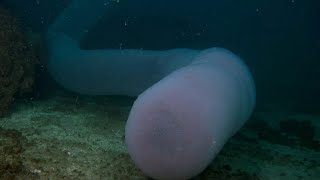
[0,7,37,117]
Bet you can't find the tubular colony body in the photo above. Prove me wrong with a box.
[47,0,256,179]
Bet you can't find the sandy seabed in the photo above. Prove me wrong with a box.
[0,91,319,180]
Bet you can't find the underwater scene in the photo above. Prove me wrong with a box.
[0,0,319,179]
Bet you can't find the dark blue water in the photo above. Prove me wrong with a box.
[3,0,319,112]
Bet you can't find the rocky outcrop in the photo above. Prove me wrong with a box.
[0,7,37,117]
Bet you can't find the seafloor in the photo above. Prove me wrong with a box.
[0,91,319,180]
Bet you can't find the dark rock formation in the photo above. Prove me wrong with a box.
[0,7,37,117]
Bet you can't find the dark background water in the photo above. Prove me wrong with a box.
[2,0,320,113]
